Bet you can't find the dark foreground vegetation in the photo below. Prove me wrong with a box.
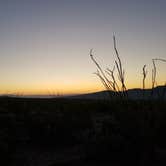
[0,97,166,166]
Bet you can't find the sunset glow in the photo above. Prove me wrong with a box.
[0,0,166,95]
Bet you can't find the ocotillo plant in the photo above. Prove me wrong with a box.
[90,50,116,98]
[153,58,166,62]
[90,36,127,99]
[142,65,147,98]
[152,59,157,90]
[105,66,120,92]
[151,58,166,98]
[113,35,127,98]
[151,58,166,90]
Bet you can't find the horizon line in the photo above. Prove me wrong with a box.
[1,85,165,98]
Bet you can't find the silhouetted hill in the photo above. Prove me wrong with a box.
[1,86,166,100]
[69,86,166,100]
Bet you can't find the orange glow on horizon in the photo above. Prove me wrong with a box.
[0,82,104,95]
[0,77,165,96]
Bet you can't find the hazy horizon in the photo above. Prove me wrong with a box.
[0,0,166,95]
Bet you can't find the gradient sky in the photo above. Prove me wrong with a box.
[0,0,166,95]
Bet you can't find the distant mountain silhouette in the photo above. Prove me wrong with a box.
[69,85,166,100]
[1,85,166,100]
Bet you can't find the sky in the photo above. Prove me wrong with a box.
[0,0,166,95]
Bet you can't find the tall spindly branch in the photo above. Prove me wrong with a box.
[113,35,127,97]
[90,36,128,99]
[90,49,114,91]
[152,59,157,89]
[142,65,147,90]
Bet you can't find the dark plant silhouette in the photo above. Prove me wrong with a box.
[105,66,120,92]
[142,65,147,90]
[151,58,166,89]
[153,58,166,62]
[151,58,166,97]
[90,49,114,90]
[113,35,127,98]
[152,59,157,90]
[142,65,147,98]
[90,36,127,99]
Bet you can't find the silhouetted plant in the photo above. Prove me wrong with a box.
[113,35,127,98]
[90,36,166,101]
[152,58,166,89]
[142,65,147,98]
[105,66,120,92]
[90,50,116,98]
[90,36,127,99]
[153,58,166,62]
[152,59,157,90]
[151,58,166,98]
